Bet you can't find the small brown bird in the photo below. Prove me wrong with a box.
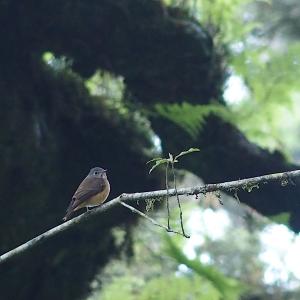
[63,167,110,221]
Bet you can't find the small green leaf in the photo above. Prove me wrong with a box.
[146,157,162,164]
[42,51,54,63]
[269,212,291,226]
[149,159,169,174]
[175,148,200,160]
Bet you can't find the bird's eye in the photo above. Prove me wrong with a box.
[94,171,99,175]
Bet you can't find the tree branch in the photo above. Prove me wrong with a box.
[119,201,185,237]
[1,169,300,265]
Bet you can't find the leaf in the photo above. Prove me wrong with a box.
[175,148,200,160]
[155,103,230,140]
[149,158,169,174]
[269,212,291,226]
[146,157,163,164]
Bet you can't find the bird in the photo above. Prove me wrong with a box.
[63,167,110,221]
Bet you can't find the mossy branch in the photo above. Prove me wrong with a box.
[1,169,300,265]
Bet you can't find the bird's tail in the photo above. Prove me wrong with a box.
[63,198,76,221]
[62,209,73,222]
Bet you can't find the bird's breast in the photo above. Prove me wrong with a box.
[86,179,110,207]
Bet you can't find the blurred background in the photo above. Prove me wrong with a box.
[2,0,300,299]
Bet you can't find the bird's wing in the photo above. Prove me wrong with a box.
[69,176,105,210]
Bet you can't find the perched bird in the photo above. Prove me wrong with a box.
[63,167,110,221]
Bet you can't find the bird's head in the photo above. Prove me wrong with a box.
[89,167,107,178]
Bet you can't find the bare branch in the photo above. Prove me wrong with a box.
[165,162,171,230]
[119,201,186,237]
[1,169,300,265]
[171,162,190,238]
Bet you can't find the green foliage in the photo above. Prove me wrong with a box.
[164,0,300,157]
[175,148,201,160]
[98,277,139,300]
[155,103,230,139]
[229,43,300,154]
[164,235,245,300]
[139,276,221,300]
[85,71,126,112]
[42,51,73,71]
[147,147,200,173]
[160,1,300,157]
[164,0,258,43]
[99,276,221,300]
[232,44,300,105]
[147,158,170,174]
[196,0,256,42]
[269,212,291,226]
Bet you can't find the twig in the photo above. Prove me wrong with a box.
[1,169,300,265]
[171,163,190,238]
[166,162,171,230]
[119,201,185,237]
